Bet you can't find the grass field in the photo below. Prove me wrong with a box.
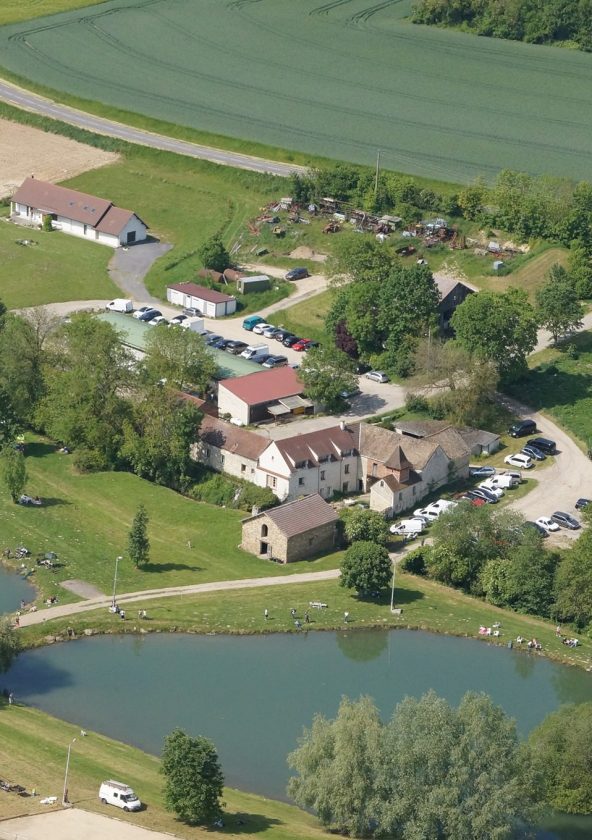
[3,438,340,605]
[0,702,326,839]
[506,330,592,449]
[0,212,117,308]
[1,0,592,183]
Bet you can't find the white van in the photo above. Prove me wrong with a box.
[106,298,133,313]
[483,474,519,490]
[180,317,206,334]
[241,343,269,361]
[99,780,142,812]
[390,518,425,536]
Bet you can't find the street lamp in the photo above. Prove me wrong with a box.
[390,557,396,613]
[111,555,122,609]
[62,737,76,805]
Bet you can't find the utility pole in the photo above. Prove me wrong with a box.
[111,555,122,609]
[390,558,396,613]
[62,738,77,805]
[374,149,381,199]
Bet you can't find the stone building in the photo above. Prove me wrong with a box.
[241,494,338,563]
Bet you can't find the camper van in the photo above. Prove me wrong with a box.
[99,780,142,812]
[105,298,133,313]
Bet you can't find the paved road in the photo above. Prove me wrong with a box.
[0,78,307,177]
[19,569,340,627]
[108,240,171,306]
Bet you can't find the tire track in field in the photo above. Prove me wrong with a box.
[42,12,592,167]
[347,0,402,26]
[309,0,356,16]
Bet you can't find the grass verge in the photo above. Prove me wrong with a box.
[0,700,326,839]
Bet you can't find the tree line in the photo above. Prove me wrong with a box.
[412,0,592,51]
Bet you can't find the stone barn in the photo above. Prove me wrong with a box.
[241,494,338,563]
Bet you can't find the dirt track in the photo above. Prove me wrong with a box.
[0,808,176,840]
[0,119,118,198]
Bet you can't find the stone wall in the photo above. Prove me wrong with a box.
[241,515,336,563]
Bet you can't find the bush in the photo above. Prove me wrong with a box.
[400,547,427,575]
[189,470,278,512]
[72,448,109,473]
[42,215,54,232]
[190,473,236,507]
[405,393,429,413]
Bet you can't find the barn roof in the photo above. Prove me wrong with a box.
[248,494,337,538]
[219,367,303,406]
[168,282,235,304]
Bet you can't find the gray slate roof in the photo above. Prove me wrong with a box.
[258,494,337,538]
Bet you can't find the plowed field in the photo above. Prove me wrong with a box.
[1,0,592,182]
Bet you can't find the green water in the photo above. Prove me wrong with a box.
[0,564,35,614]
[7,629,592,837]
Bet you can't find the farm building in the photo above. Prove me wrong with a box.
[241,494,338,563]
[217,367,312,426]
[434,275,474,330]
[10,177,147,248]
[393,419,499,456]
[167,282,237,318]
[237,275,271,294]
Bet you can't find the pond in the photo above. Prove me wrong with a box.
[0,563,35,615]
[6,629,592,838]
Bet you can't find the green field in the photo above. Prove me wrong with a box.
[0,212,117,308]
[1,0,592,183]
[3,438,340,604]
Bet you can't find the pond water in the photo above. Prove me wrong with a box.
[6,630,592,838]
[0,563,35,614]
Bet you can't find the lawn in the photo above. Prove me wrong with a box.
[506,330,592,449]
[2,437,341,604]
[0,213,117,308]
[0,702,326,840]
[267,289,333,345]
[1,0,592,183]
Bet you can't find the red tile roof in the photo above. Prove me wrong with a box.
[168,282,235,304]
[11,177,140,236]
[219,367,303,406]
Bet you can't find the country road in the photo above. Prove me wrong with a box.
[0,78,307,177]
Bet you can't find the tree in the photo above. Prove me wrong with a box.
[553,530,592,628]
[198,235,229,273]
[0,387,20,446]
[288,691,538,839]
[568,239,592,299]
[528,703,592,814]
[0,446,27,503]
[339,508,389,546]
[299,345,357,412]
[128,504,150,567]
[161,728,224,825]
[0,310,57,423]
[0,619,20,673]
[144,326,217,393]
[451,288,538,381]
[340,541,391,594]
[121,387,202,489]
[326,234,398,286]
[535,268,584,344]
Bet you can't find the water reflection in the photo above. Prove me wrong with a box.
[336,629,388,663]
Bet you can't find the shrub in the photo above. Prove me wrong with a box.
[72,448,109,473]
[405,393,429,413]
[400,547,427,575]
[42,215,54,232]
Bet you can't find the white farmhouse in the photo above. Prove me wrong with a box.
[11,177,147,248]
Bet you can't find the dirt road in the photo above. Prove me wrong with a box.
[0,809,176,840]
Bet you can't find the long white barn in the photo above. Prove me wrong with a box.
[11,177,147,248]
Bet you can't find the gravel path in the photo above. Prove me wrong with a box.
[19,570,341,627]
[0,809,177,840]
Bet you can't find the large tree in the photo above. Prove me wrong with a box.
[0,446,27,503]
[299,345,357,412]
[0,387,20,446]
[535,267,584,345]
[0,619,20,674]
[121,387,202,488]
[553,527,592,628]
[340,541,392,595]
[144,326,217,393]
[37,314,132,463]
[528,703,592,814]
[451,288,538,380]
[339,508,389,546]
[326,234,398,286]
[198,235,229,273]
[161,728,224,825]
[288,691,538,839]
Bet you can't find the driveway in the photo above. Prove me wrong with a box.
[108,240,171,305]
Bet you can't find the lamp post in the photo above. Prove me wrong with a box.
[390,557,396,613]
[62,737,76,805]
[111,555,122,609]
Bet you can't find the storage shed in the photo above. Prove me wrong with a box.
[167,282,237,318]
[241,494,338,563]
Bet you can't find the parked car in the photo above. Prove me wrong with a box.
[413,507,440,522]
[262,355,288,368]
[355,362,372,374]
[252,322,273,335]
[483,474,519,490]
[99,780,141,812]
[283,335,301,347]
[536,516,560,533]
[211,338,232,350]
[147,315,168,327]
[340,387,361,400]
[274,329,294,342]
[170,314,188,326]
[551,511,581,530]
[527,437,556,455]
[183,307,201,318]
[508,419,537,438]
[365,370,389,383]
[205,334,223,345]
[292,338,314,352]
[478,481,504,498]
[138,309,162,322]
[469,487,499,504]
[500,469,523,483]
[504,453,533,469]
[468,466,496,478]
[225,340,248,355]
[106,298,133,313]
[575,498,590,511]
[524,521,548,538]
[390,518,425,536]
[243,315,266,331]
[461,493,487,507]
[133,306,153,319]
[285,267,309,281]
[263,326,282,339]
[521,444,546,461]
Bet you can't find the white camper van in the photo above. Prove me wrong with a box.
[99,780,142,811]
[106,298,133,313]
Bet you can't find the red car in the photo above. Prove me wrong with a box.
[292,338,312,352]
